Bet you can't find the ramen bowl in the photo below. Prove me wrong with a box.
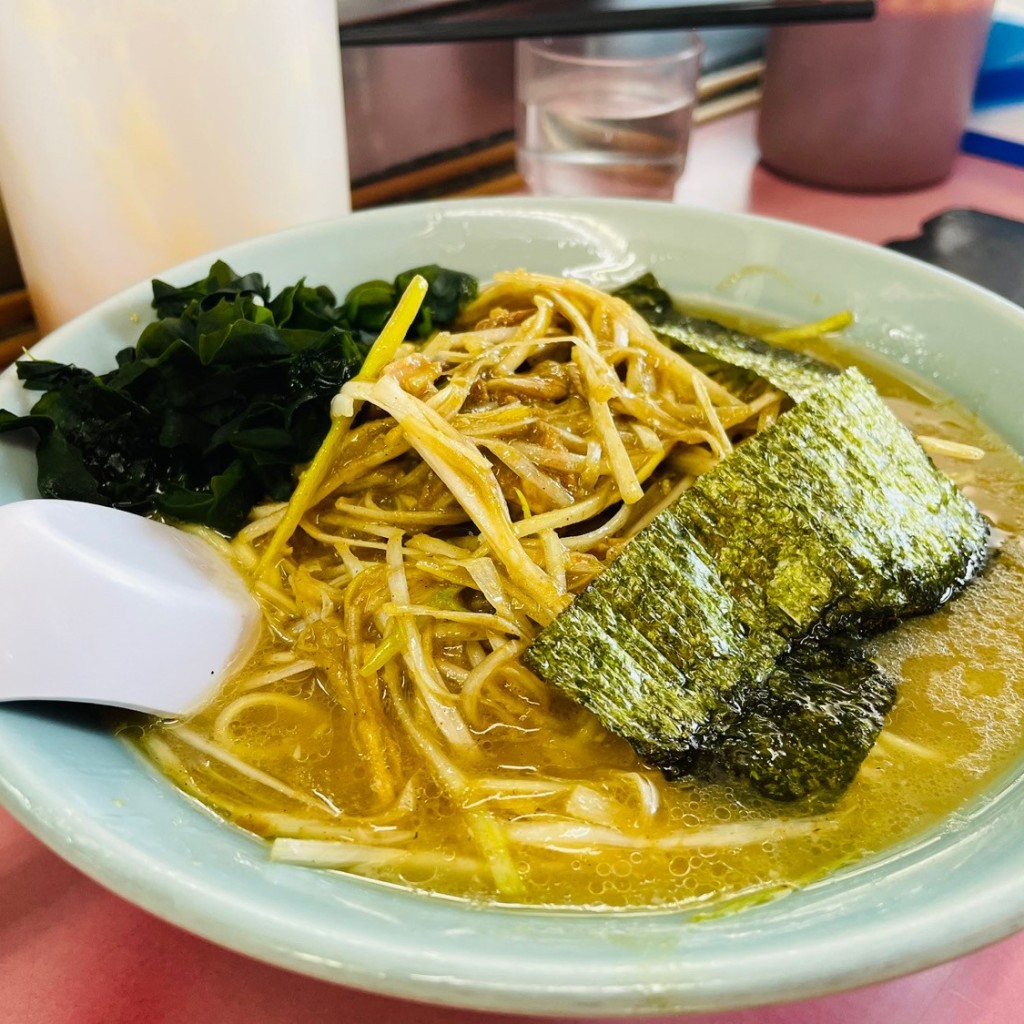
[2,198,1024,1017]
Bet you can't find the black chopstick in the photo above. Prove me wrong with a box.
[339,0,876,47]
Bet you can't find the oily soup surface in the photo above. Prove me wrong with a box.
[139,320,1024,910]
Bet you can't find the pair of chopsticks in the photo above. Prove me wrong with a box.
[339,0,875,47]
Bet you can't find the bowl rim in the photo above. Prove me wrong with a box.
[3,196,1024,1017]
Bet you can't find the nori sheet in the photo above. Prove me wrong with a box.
[615,272,837,401]
[674,369,991,639]
[524,515,769,767]
[523,367,990,801]
[692,640,898,804]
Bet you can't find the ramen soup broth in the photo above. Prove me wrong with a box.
[136,283,1024,910]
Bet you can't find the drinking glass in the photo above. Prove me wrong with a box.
[515,32,702,200]
[0,0,351,335]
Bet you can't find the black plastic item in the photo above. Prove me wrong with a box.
[339,0,875,47]
[887,210,1024,309]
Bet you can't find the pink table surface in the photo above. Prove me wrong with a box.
[6,109,1024,1024]
[675,109,1024,241]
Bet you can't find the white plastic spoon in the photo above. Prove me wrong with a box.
[0,499,261,717]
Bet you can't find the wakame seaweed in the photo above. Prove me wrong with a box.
[0,262,477,533]
[524,368,990,803]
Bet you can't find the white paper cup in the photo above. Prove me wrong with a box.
[0,0,351,333]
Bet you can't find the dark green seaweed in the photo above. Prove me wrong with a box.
[693,641,898,804]
[615,272,837,401]
[526,519,767,766]
[673,369,990,638]
[0,262,477,533]
[524,367,989,801]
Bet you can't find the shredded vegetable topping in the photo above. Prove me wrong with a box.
[140,270,796,903]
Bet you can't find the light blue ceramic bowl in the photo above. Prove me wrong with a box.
[2,199,1024,1017]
